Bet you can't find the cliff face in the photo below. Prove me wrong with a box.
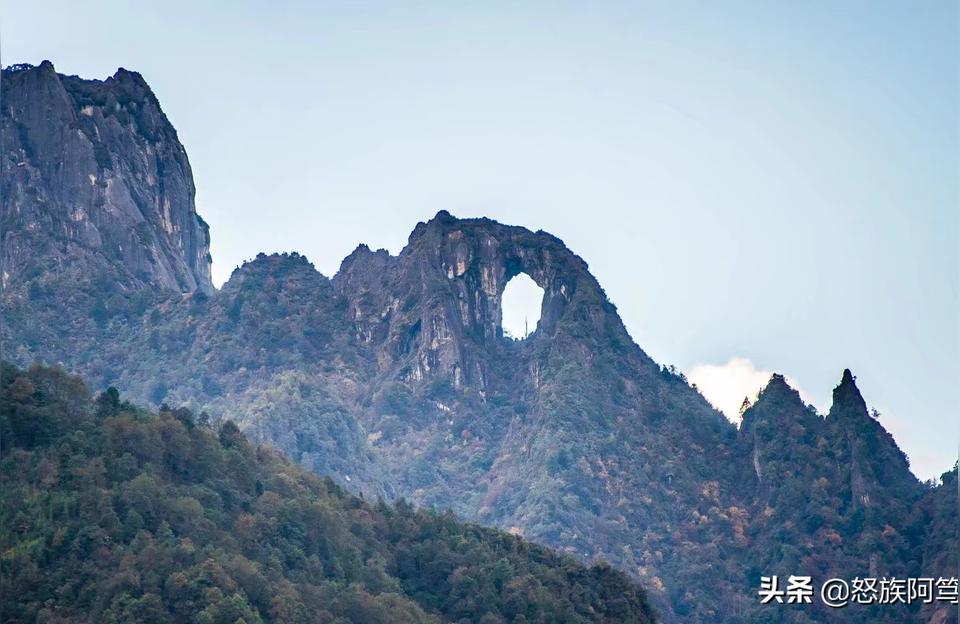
[1,61,212,295]
[331,210,661,390]
[2,64,955,624]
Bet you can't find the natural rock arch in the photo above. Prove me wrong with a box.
[500,272,544,339]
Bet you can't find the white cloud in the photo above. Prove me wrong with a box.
[687,357,816,424]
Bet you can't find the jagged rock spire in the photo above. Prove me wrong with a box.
[826,368,916,509]
[830,368,868,417]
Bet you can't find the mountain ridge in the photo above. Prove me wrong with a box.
[2,62,956,624]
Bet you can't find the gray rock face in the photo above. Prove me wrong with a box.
[1,61,212,294]
[332,210,639,391]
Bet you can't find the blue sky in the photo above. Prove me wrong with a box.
[5,1,958,479]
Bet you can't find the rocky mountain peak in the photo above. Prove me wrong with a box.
[760,372,799,398]
[740,373,813,429]
[828,368,870,421]
[837,367,859,391]
[331,211,644,391]
[1,61,213,295]
[110,66,148,84]
[335,243,393,282]
[405,209,459,244]
[826,368,917,511]
[225,251,319,283]
[738,372,825,489]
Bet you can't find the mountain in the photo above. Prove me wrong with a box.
[1,61,212,375]
[2,62,956,623]
[916,466,959,624]
[1,61,212,295]
[732,373,946,622]
[0,363,654,623]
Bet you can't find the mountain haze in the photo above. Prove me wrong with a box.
[2,62,956,624]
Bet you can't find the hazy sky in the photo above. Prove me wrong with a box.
[5,1,958,479]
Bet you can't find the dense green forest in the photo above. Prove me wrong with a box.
[0,363,655,624]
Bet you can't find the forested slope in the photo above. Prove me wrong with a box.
[0,363,654,624]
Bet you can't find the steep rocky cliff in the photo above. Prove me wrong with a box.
[2,64,955,624]
[1,61,212,295]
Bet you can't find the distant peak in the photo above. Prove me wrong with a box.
[751,373,806,412]
[758,373,799,398]
[104,67,156,102]
[836,368,860,395]
[3,60,59,82]
[765,373,791,390]
[829,368,868,419]
[346,243,381,257]
[739,372,820,442]
[223,252,323,291]
[408,211,452,246]
[338,243,391,273]
[348,242,373,259]
[112,66,146,83]
[249,251,315,269]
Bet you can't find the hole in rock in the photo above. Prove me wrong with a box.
[500,272,544,339]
